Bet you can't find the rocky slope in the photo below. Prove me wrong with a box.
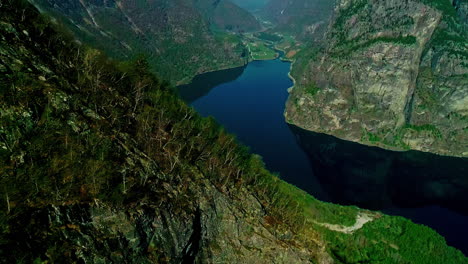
[286,0,468,157]
[29,0,259,84]
[1,1,467,263]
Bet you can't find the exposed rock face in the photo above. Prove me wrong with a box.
[8,180,323,263]
[286,0,468,157]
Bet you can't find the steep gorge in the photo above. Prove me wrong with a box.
[1,1,466,263]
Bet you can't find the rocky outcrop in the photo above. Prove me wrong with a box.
[5,179,325,263]
[286,0,468,157]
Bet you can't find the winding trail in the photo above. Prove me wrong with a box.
[315,212,375,234]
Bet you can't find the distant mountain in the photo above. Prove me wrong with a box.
[195,0,262,32]
[286,0,468,157]
[29,0,259,84]
[230,0,270,12]
[262,0,335,41]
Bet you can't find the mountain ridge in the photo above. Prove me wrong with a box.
[29,0,260,85]
[1,0,466,263]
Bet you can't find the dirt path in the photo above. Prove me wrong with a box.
[315,212,374,234]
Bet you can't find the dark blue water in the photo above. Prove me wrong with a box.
[180,59,327,198]
[178,58,468,256]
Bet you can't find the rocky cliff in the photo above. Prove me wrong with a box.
[29,0,259,84]
[286,0,468,157]
[1,1,467,263]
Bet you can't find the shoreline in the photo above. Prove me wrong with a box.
[273,45,297,90]
[287,61,297,89]
[286,121,468,158]
[176,60,248,86]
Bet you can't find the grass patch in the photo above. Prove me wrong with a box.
[247,41,277,60]
[255,32,283,42]
[321,215,466,264]
[277,182,358,227]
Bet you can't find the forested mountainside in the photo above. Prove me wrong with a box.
[1,1,466,263]
[195,0,261,32]
[29,0,259,85]
[231,0,269,11]
[261,0,335,41]
[286,0,468,157]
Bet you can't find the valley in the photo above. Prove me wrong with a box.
[179,45,468,257]
[1,0,467,263]
[29,0,258,84]
[241,28,304,61]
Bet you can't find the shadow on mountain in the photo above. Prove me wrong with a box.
[177,65,246,104]
[288,124,468,215]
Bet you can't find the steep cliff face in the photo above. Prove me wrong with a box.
[286,0,468,157]
[6,180,326,263]
[29,0,257,84]
[1,1,467,263]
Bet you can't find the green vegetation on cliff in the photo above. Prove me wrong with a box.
[29,0,254,84]
[196,0,262,32]
[286,0,468,157]
[321,215,463,264]
[334,35,418,57]
[0,1,466,263]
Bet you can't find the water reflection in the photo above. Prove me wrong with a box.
[289,124,468,215]
[289,124,468,254]
[177,65,246,103]
[177,58,468,255]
